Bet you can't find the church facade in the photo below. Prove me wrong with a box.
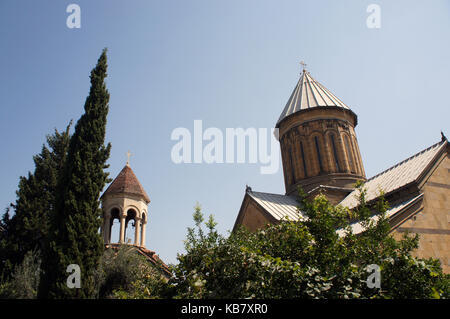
[233,67,450,273]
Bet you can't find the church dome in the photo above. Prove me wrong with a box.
[276,70,351,127]
[276,66,365,195]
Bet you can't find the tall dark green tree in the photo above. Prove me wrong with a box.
[40,49,111,298]
[0,126,71,281]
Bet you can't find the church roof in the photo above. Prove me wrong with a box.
[101,164,150,203]
[339,139,447,209]
[337,193,424,236]
[245,189,426,233]
[276,70,351,126]
[240,138,447,227]
[247,190,303,222]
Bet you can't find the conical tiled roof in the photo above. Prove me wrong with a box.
[101,164,150,203]
[277,70,351,126]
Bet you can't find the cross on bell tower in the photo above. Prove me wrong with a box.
[126,150,132,166]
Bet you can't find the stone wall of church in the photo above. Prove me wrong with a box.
[392,154,450,273]
[234,197,273,232]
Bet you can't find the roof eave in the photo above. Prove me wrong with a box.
[276,105,358,128]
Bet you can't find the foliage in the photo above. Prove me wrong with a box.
[0,250,42,299]
[0,126,71,280]
[95,245,168,299]
[112,261,168,299]
[95,246,141,297]
[168,185,449,299]
[39,49,112,298]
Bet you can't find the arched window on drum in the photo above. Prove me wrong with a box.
[314,136,324,173]
[344,135,355,173]
[329,133,341,172]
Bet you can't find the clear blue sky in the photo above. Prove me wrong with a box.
[1,1,449,264]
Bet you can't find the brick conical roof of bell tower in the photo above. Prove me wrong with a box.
[101,164,150,203]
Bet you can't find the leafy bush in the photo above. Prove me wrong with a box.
[0,250,41,299]
[167,187,449,299]
[95,245,142,298]
[95,245,167,299]
[112,259,168,299]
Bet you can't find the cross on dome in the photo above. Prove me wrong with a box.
[300,60,307,73]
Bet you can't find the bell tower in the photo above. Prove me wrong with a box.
[100,160,150,247]
[277,65,366,197]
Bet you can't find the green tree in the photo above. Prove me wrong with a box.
[95,245,146,298]
[0,126,71,281]
[95,245,168,299]
[0,250,42,299]
[168,185,449,299]
[39,49,112,299]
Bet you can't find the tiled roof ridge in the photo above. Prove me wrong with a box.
[248,189,296,198]
[308,184,355,193]
[364,139,446,183]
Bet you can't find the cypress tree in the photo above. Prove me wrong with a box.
[0,125,71,280]
[40,49,111,298]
